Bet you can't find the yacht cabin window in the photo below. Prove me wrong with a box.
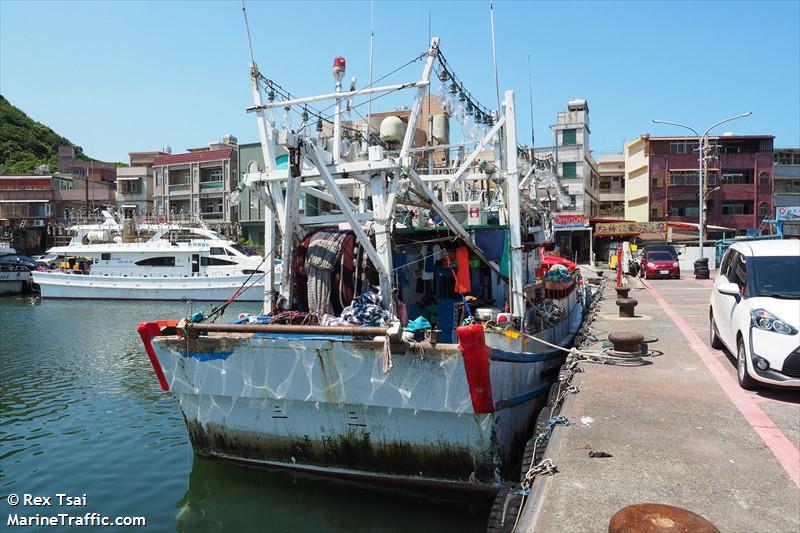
[135,257,176,267]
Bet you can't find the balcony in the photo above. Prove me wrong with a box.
[597,189,624,202]
[199,181,224,191]
[169,182,190,193]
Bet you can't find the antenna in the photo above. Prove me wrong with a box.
[241,0,255,66]
[367,0,375,137]
[528,53,534,148]
[489,3,501,116]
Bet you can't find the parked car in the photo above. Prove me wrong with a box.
[0,254,37,270]
[33,252,62,269]
[709,240,800,389]
[642,244,679,259]
[641,251,680,279]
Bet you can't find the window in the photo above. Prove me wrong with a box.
[651,202,664,218]
[759,172,770,186]
[562,162,577,178]
[669,140,699,154]
[202,199,224,214]
[209,247,226,256]
[727,252,748,292]
[599,182,611,190]
[758,202,770,218]
[29,203,50,217]
[721,201,753,216]
[669,171,698,186]
[650,172,664,187]
[118,179,140,194]
[562,129,577,146]
[721,170,753,185]
[201,256,237,266]
[775,180,800,193]
[155,170,161,187]
[568,194,576,209]
[752,256,800,297]
[669,201,699,217]
[101,253,111,261]
[668,171,718,186]
[200,169,224,183]
[135,256,176,266]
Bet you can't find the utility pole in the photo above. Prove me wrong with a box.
[652,112,751,259]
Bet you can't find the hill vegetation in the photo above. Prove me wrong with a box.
[0,95,88,174]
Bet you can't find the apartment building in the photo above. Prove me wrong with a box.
[116,150,167,218]
[623,135,650,222]
[647,135,774,236]
[0,170,114,253]
[774,148,800,209]
[57,145,118,183]
[597,154,625,218]
[152,138,238,230]
[535,99,599,218]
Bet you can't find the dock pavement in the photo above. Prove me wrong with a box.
[516,273,800,532]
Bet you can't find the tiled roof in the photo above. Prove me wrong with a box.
[153,148,234,166]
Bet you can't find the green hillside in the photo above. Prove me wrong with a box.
[0,95,87,174]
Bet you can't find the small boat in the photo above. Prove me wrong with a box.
[0,245,33,296]
[139,36,588,493]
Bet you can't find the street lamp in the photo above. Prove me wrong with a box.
[652,112,752,259]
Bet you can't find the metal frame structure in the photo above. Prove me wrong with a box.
[240,37,534,319]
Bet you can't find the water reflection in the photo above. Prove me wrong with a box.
[177,456,490,533]
[1,296,491,531]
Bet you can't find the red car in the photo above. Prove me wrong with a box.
[641,251,680,279]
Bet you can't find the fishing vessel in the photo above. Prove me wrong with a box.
[33,212,274,301]
[138,35,587,492]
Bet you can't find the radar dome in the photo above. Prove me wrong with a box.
[380,116,406,144]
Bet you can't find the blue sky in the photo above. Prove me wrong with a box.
[2,0,798,163]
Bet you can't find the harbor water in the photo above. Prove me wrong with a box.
[0,296,489,532]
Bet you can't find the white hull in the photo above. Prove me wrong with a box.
[141,288,585,490]
[33,271,268,301]
[0,271,30,295]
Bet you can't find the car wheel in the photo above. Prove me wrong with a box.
[709,310,723,349]
[737,336,758,390]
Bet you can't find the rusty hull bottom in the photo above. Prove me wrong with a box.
[184,418,499,495]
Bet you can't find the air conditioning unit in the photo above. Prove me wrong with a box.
[33,220,45,227]
[445,201,486,227]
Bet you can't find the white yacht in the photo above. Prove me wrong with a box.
[32,213,278,301]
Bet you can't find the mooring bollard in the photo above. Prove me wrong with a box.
[616,297,638,318]
[615,286,630,299]
[608,503,720,533]
[608,331,644,353]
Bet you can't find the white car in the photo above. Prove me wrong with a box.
[709,240,800,389]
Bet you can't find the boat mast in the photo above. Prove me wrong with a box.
[242,0,278,312]
[503,90,524,317]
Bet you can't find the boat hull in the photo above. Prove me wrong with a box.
[0,271,30,295]
[141,288,585,490]
[33,271,265,301]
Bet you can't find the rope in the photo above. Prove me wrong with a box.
[207,244,275,322]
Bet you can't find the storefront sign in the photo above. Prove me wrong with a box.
[776,206,800,220]
[595,222,666,237]
[553,215,586,229]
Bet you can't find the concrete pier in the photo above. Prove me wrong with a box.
[517,276,799,532]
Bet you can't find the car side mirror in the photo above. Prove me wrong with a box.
[718,282,741,302]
